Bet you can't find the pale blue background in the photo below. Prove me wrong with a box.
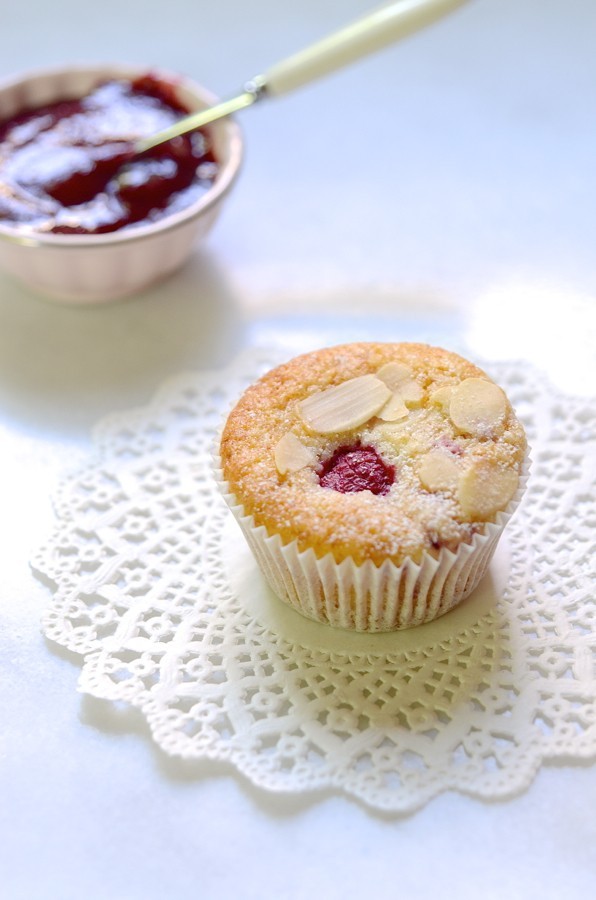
[1,2,595,898]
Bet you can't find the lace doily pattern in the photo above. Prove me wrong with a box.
[33,348,596,813]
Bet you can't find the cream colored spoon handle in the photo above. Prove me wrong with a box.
[138,0,470,152]
[261,0,471,96]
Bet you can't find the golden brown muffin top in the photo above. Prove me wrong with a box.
[219,342,527,565]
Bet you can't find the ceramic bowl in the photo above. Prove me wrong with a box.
[0,63,243,303]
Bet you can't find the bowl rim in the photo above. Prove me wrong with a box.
[0,62,244,249]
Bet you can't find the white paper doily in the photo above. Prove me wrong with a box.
[33,347,596,813]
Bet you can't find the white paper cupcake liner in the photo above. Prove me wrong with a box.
[216,453,530,633]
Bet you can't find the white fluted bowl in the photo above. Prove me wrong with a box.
[0,64,243,303]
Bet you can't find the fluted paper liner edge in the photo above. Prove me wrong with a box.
[214,452,530,633]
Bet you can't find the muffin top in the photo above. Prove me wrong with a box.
[219,343,527,565]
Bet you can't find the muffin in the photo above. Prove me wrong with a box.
[218,343,528,631]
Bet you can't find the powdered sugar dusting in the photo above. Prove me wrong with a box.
[220,343,527,565]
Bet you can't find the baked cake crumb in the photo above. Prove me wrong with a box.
[220,342,527,567]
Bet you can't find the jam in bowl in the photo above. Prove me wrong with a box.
[0,64,243,303]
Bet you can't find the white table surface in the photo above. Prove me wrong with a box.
[1,1,595,898]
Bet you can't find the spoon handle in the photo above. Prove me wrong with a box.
[137,0,470,153]
[260,0,471,97]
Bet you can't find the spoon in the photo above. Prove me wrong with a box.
[140,0,471,152]
[47,0,471,206]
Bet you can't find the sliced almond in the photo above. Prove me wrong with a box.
[449,378,507,436]
[297,374,390,434]
[274,431,316,474]
[430,384,454,412]
[377,361,424,407]
[457,460,519,519]
[401,380,425,406]
[377,391,409,422]
[418,450,461,492]
[376,362,415,391]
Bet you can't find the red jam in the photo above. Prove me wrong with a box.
[0,75,219,234]
[319,445,395,496]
